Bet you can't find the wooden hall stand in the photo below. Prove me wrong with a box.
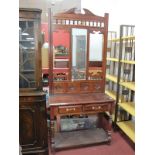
[48,8,115,151]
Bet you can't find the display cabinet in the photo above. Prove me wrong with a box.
[19,8,48,155]
[48,8,115,151]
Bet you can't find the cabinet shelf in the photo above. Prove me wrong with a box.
[110,36,135,42]
[116,121,135,142]
[20,70,35,73]
[55,56,69,59]
[19,40,34,42]
[106,74,123,83]
[120,60,135,64]
[106,74,117,83]
[121,36,135,40]
[105,90,116,100]
[118,102,135,116]
[105,90,124,102]
[54,59,69,61]
[20,47,35,50]
[106,57,119,62]
[120,82,135,91]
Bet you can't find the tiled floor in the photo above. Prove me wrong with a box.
[48,130,134,155]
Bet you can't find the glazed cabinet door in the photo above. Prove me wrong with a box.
[19,8,42,89]
[19,20,36,88]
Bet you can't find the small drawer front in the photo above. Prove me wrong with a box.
[84,104,108,112]
[59,106,82,114]
[20,96,45,102]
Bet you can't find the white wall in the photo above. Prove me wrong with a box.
[19,0,81,22]
[81,0,136,35]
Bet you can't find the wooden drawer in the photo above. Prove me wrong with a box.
[20,96,45,102]
[84,104,108,112]
[59,105,82,114]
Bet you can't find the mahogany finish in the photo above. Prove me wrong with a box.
[19,8,48,155]
[20,92,48,155]
[52,80,104,94]
[49,8,109,94]
[49,93,114,149]
[48,8,115,151]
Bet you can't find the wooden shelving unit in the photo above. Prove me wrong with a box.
[114,25,135,143]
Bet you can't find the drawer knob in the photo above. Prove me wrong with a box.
[66,108,75,111]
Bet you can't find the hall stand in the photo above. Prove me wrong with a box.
[47,8,115,152]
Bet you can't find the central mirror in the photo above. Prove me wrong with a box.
[72,28,87,80]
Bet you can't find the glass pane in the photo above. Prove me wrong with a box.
[89,32,103,61]
[19,21,36,88]
[72,28,87,80]
[89,32,103,80]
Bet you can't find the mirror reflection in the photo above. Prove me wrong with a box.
[72,28,87,80]
[89,32,103,80]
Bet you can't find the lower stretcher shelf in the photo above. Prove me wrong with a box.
[53,128,109,150]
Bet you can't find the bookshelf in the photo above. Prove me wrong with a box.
[114,25,135,143]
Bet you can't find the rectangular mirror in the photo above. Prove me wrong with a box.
[89,32,103,80]
[72,28,87,80]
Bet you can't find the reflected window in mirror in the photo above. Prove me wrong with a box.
[89,32,103,80]
[72,28,87,80]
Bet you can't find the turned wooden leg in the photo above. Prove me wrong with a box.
[107,114,112,143]
[56,115,61,132]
